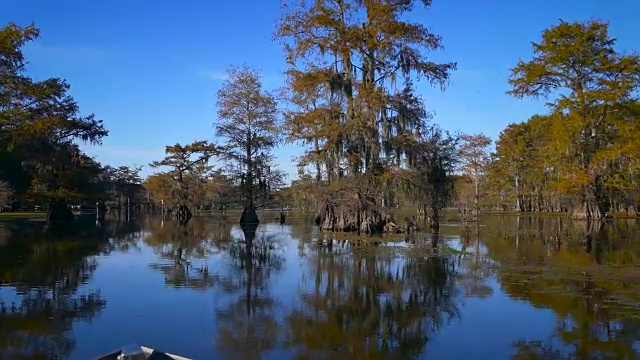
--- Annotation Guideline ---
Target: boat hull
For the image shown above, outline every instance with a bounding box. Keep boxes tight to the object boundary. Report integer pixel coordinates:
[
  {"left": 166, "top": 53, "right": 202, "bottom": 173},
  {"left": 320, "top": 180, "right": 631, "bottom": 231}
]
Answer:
[{"left": 95, "top": 345, "right": 191, "bottom": 360}]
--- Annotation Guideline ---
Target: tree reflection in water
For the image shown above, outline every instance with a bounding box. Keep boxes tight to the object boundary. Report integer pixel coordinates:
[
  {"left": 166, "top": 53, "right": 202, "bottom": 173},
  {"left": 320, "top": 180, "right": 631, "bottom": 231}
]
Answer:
[
  {"left": 145, "top": 218, "right": 232, "bottom": 289},
  {"left": 481, "top": 216, "right": 640, "bottom": 359},
  {"left": 0, "top": 219, "right": 138, "bottom": 360},
  {"left": 105, "top": 217, "right": 146, "bottom": 253},
  {"left": 213, "top": 223, "right": 285, "bottom": 360},
  {"left": 456, "top": 225, "right": 495, "bottom": 299},
  {"left": 284, "top": 233, "right": 461, "bottom": 360}
]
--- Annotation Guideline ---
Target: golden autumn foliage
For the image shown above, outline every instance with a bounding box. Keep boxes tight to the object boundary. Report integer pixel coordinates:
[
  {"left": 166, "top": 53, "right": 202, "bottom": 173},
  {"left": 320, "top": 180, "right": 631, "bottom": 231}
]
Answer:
[
  {"left": 214, "top": 65, "right": 285, "bottom": 211},
  {"left": 276, "top": 0, "right": 456, "bottom": 232},
  {"left": 491, "top": 20, "right": 640, "bottom": 219}
]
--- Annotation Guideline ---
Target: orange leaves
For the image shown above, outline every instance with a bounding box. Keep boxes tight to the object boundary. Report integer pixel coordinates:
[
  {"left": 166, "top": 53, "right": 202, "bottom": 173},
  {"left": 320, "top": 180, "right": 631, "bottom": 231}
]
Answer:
[
  {"left": 504, "top": 20, "right": 640, "bottom": 213},
  {"left": 550, "top": 170, "right": 590, "bottom": 193},
  {"left": 143, "top": 172, "right": 174, "bottom": 199},
  {"left": 213, "top": 65, "right": 284, "bottom": 206},
  {"left": 507, "top": 19, "right": 640, "bottom": 136},
  {"left": 277, "top": 0, "right": 454, "bottom": 181}
]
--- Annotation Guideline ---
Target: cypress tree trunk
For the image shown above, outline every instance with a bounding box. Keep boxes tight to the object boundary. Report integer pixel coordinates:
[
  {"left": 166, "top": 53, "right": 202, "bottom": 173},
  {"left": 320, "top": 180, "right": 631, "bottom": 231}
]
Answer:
[
  {"left": 318, "top": 203, "right": 402, "bottom": 234},
  {"left": 175, "top": 204, "right": 192, "bottom": 224},
  {"left": 240, "top": 205, "right": 259, "bottom": 224},
  {"left": 572, "top": 181, "right": 609, "bottom": 220}
]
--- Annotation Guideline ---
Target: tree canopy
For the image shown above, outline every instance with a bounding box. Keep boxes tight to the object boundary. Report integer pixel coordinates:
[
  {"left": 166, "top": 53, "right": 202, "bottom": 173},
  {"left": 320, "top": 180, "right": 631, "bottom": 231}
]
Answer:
[
  {"left": 275, "top": 0, "right": 457, "bottom": 233},
  {"left": 484, "top": 19, "right": 640, "bottom": 219},
  {"left": 0, "top": 23, "right": 131, "bottom": 219}
]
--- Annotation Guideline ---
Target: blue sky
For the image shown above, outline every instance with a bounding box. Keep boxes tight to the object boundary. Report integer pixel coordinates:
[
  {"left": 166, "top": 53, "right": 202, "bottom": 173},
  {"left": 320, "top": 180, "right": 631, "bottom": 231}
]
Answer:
[{"left": 3, "top": 0, "right": 639, "bottom": 181}]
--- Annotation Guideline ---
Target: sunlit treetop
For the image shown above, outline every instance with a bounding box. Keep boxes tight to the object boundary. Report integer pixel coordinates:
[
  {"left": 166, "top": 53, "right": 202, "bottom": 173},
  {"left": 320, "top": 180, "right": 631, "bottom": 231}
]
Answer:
[
  {"left": 1, "top": 23, "right": 107, "bottom": 148},
  {"left": 508, "top": 19, "right": 640, "bottom": 112},
  {"left": 275, "top": 0, "right": 456, "bottom": 90},
  {"left": 0, "top": 22, "right": 39, "bottom": 75},
  {"left": 150, "top": 141, "right": 220, "bottom": 173},
  {"left": 275, "top": 0, "right": 456, "bottom": 179}
]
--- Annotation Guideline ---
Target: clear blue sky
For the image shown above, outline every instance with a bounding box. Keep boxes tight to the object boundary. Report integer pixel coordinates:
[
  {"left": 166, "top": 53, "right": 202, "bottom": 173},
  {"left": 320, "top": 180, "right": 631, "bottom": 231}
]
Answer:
[{"left": 3, "top": 0, "right": 639, "bottom": 181}]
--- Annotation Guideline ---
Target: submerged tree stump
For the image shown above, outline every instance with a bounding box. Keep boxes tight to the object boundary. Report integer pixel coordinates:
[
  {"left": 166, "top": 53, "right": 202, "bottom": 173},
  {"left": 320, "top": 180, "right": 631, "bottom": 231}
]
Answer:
[
  {"left": 47, "top": 199, "right": 75, "bottom": 225},
  {"left": 405, "top": 217, "right": 418, "bottom": 242},
  {"left": 240, "top": 205, "right": 260, "bottom": 224},
  {"left": 96, "top": 200, "right": 107, "bottom": 221},
  {"left": 174, "top": 204, "right": 192, "bottom": 224}
]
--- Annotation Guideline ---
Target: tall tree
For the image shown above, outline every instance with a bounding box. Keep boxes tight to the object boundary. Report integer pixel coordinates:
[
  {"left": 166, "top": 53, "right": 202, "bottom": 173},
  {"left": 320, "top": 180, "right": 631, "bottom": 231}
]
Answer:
[
  {"left": 400, "top": 125, "right": 459, "bottom": 232},
  {"left": 214, "top": 65, "right": 283, "bottom": 224},
  {"left": 0, "top": 23, "right": 108, "bottom": 224},
  {"left": 458, "top": 133, "right": 492, "bottom": 217},
  {"left": 507, "top": 20, "right": 640, "bottom": 220},
  {"left": 275, "top": 0, "right": 455, "bottom": 233},
  {"left": 150, "top": 141, "right": 219, "bottom": 223}
]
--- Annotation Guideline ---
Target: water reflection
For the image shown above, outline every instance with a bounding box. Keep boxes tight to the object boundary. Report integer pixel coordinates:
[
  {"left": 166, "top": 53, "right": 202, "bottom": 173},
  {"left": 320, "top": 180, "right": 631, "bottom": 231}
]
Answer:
[
  {"left": 213, "top": 223, "right": 285, "bottom": 360},
  {"left": 456, "top": 226, "right": 495, "bottom": 299},
  {"left": 1, "top": 215, "right": 640, "bottom": 359},
  {"left": 0, "top": 219, "right": 140, "bottom": 360},
  {"left": 482, "top": 216, "right": 640, "bottom": 359},
  {"left": 284, "top": 234, "right": 461, "bottom": 359},
  {"left": 145, "top": 218, "right": 231, "bottom": 289}
]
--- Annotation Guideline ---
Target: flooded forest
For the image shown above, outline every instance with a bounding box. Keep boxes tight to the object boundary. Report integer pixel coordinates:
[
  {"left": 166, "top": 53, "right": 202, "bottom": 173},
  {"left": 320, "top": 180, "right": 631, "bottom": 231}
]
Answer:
[{"left": 2, "top": 0, "right": 640, "bottom": 359}]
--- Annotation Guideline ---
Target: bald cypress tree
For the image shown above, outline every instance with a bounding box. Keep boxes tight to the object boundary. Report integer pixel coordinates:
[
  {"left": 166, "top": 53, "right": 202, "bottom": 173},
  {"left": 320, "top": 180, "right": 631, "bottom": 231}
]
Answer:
[
  {"left": 276, "top": 0, "right": 456, "bottom": 233},
  {"left": 214, "top": 65, "right": 283, "bottom": 224},
  {"left": 507, "top": 20, "right": 640, "bottom": 220}
]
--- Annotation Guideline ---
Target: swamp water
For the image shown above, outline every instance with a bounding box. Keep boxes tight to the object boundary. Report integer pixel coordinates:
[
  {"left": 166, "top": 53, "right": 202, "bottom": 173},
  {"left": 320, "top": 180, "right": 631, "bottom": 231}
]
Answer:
[{"left": 1, "top": 214, "right": 639, "bottom": 359}]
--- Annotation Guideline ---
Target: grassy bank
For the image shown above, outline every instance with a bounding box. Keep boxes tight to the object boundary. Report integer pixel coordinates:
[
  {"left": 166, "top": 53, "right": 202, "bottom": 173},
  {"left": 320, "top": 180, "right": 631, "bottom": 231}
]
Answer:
[{"left": 0, "top": 212, "right": 47, "bottom": 220}]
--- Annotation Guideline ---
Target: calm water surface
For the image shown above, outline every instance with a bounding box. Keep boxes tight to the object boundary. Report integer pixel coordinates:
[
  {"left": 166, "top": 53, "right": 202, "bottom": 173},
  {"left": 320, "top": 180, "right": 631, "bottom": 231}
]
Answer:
[{"left": 1, "top": 214, "right": 640, "bottom": 359}]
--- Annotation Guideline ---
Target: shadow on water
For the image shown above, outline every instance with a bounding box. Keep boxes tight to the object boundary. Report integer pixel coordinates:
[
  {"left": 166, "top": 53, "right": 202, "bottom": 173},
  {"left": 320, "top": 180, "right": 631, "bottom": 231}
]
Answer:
[{"left": 0, "top": 218, "right": 142, "bottom": 360}]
